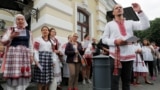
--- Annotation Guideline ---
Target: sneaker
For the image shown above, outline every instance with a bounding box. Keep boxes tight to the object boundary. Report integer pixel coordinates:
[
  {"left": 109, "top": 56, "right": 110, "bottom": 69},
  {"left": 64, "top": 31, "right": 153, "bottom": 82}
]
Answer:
[
  {"left": 87, "top": 79, "right": 92, "bottom": 84},
  {"left": 82, "top": 79, "right": 86, "bottom": 85}
]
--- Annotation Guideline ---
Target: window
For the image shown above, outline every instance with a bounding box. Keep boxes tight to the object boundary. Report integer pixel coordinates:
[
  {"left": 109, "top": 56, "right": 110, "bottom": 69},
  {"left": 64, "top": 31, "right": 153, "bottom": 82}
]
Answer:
[{"left": 77, "top": 9, "right": 89, "bottom": 41}]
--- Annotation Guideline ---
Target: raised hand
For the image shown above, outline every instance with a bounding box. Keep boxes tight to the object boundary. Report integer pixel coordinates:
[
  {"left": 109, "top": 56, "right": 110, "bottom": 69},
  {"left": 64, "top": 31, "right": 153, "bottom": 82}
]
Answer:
[{"left": 132, "top": 3, "right": 142, "bottom": 13}]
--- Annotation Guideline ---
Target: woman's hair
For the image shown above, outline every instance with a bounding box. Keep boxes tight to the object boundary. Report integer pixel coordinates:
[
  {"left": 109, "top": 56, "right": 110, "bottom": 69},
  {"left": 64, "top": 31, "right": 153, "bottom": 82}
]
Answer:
[
  {"left": 71, "top": 32, "right": 78, "bottom": 37},
  {"left": 49, "top": 27, "right": 56, "bottom": 35},
  {"left": 84, "top": 34, "right": 89, "bottom": 39},
  {"left": 142, "top": 38, "right": 150, "bottom": 46},
  {"left": 68, "top": 35, "right": 72, "bottom": 40},
  {"left": 41, "top": 26, "right": 49, "bottom": 31}
]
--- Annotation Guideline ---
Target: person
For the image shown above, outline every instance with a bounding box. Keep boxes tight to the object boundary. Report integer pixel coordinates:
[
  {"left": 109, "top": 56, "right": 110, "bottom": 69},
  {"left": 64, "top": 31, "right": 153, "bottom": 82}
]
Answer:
[
  {"left": 0, "top": 43, "right": 5, "bottom": 67},
  {"left": 141, "top": 39, "right": 155, "bottom": 80},
  {"left": 132, "top": 42, "right": 153, "bottom": 85},
  {"left": 0, "top": 14, "right": 33, "bottom": 90},
  {"left": 102, "top": 3, "right": 150, "bottom": 90},
  {"left": 151, "top": 42, "right": 160, "bottom": 76},
  {"left": 97, "top": 38, "right": 109, "bottom": 55},
  {"left": 65, "top": 33, "right": 84, "bottom": 90},
  {"left": 81, "top": 34, "right": 93, "bottom": 84},
  {"left": 92, "top": 38, "right": 100, "bottom": 56},
  {"left": 61, "top": 35, "right": 72, "bottom": 86},
  {"left": 90, "top": 38, "right": 100, "bottom": 79},
  {"left": 33, "top": 26, "right": 54, "bottom": 90},
  {"left": 49, "top": 27, "right": 63, "bottom": 90}
]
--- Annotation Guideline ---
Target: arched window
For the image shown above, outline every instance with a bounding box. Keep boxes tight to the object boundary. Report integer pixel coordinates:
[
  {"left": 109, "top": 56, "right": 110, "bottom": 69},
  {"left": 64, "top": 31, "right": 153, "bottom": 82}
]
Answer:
[{"left": 77, "top": 9, "right": 89, "bottom": 41}]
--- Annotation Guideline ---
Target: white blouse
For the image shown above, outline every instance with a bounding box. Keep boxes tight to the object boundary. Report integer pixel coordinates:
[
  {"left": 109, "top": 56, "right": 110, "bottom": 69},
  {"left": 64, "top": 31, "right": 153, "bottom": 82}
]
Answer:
[
  {"left": 34, "top": 37, "right": 52, "bottom": 62},
  {"left": 81, "top": 40, "right": 92, "bottom": 54},
  {"left": 141, "top": 46, "right": 154, "bottom": 61}
]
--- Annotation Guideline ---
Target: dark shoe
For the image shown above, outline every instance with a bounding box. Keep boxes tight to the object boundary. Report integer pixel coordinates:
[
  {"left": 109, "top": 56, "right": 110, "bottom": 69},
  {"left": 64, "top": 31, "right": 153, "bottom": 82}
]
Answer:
[
  {"left": 57, "top": 86, "right": 62, "bottom": 90},
  {"left": 145, "top": 81, "right": 153, "bottom": 85}
]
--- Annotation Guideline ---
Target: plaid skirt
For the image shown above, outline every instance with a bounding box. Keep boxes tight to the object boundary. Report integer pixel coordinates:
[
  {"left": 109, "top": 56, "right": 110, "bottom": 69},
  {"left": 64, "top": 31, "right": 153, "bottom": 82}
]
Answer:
[
  {"left": 3, "top": 46, "right": 32, "bottom": 78},
  {"left": 33, "top": 51, "right": 53, "bottom": 84}
]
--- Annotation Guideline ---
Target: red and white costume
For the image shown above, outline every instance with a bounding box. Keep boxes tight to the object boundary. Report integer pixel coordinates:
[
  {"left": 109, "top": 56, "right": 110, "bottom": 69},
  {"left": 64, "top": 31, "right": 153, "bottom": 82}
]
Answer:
[{"left": 102, "top": 12, "right": 150, "bottom": 62}]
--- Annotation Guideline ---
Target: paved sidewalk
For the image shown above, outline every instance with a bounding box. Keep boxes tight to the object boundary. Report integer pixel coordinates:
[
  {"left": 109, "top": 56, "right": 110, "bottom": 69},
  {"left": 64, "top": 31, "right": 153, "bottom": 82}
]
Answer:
[
  {"left": 61, "top": 75, "right": 160, "bottom": 90},
  {"left": 1, "top": 74, "right": 159, "bottom": 90}
]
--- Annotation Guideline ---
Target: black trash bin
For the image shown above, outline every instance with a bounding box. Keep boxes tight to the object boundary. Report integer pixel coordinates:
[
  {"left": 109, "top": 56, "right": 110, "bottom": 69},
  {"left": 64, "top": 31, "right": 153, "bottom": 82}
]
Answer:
[{"left": 92, "top": 55, "right": 111, "bottom": 90}]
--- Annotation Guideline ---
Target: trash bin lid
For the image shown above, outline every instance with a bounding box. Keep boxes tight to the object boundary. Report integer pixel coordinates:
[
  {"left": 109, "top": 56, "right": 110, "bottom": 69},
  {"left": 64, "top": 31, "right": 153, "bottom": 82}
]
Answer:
[{"left": 92, "top": 54, "right": 110, "bottom": 59}]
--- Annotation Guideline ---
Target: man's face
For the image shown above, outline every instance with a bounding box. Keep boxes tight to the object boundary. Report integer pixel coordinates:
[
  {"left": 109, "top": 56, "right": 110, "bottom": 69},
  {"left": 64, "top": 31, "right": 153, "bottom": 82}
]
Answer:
[{"left": 112, "top": 4, "right": 124, "bottom": 16}]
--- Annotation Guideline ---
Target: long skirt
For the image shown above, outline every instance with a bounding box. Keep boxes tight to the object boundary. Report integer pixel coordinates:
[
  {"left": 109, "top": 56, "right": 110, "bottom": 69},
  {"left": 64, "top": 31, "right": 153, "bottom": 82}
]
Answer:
[
  {"left": 52, "top": 53, "right": 62, "bottom": 84},
  {"left": 133, "top": 54, "right": 148, "bottom": 76},
  {"left": 3, "top": 46, "right": 31, "bottom": 78},
  {"left": 33, "top": 51, "right": 53, "bottom": 84},
  {"left": 3, "top": 46, "right": 31, "bottom": 86}
]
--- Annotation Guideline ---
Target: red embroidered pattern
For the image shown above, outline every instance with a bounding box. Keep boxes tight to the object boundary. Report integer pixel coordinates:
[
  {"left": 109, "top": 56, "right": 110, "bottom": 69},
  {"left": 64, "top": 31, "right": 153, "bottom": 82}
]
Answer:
[{"left": 116, "top": 21, "right": 127, "bottom": 36}]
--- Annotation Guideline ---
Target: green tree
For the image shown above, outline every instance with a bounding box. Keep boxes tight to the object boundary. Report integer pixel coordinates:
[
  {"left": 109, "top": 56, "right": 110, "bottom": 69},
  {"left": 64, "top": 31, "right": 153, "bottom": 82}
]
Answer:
[{"left": 134, "top": 18, "right": 160, "bottom": 46}]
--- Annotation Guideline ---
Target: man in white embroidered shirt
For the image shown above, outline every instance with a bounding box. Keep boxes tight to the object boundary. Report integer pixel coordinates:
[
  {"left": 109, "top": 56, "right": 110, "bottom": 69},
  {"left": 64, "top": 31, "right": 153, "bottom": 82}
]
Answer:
[{"left": 102, "top": 3, "right": 150, "bottom": 90}]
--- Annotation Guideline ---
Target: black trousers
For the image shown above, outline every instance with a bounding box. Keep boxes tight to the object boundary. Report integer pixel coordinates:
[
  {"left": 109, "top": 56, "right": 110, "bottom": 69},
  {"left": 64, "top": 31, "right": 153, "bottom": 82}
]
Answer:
[
  {"left": 157, "top": 59, "right": 160, "bottom": 72},
  {"left": 145, "top": 61, "right": 154, "bottom": 77},
  {"left": 110, "top": 58, "right": 133, "bottom": 90}
]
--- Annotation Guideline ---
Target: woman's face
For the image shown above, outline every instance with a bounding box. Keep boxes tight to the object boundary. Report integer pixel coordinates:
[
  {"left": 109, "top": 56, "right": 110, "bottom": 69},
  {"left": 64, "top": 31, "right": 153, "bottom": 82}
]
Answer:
[
  {"left": 41, "top": 27, "right": 49, "bottom": 37},
  {"left": 143, "top": 40, "right": 148, "bottom": 45},
  {"left": 86, "top": 35, "right": 90, "bottom": 40},
  {"left": 72, "top": 33, "right": 78, "bottom": 42},
  {"left": 50, "top": 30, "right": 56, "bottom": 37},
  {"left": 16, "top": 16, "right": 25, "bottom": 28}
]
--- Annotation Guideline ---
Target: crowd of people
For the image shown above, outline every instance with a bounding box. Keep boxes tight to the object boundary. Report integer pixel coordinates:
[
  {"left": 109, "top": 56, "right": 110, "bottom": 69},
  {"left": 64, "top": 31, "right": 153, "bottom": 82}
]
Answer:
[{"left": 0, "top": 2, "right": 159, "bottom": 90}]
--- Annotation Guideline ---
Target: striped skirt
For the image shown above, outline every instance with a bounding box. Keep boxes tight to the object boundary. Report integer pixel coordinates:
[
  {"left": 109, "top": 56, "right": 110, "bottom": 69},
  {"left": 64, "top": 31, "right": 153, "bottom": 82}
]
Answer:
[{"left": 33, "top": 51, "right": 53, "bottom": 84}]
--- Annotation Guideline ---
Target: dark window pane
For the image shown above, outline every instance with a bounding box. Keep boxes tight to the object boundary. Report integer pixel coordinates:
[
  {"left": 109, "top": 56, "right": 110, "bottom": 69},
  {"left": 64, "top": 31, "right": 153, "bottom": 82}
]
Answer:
[
  {"left": 77, "top": 12, "right": 79, "bottom": 21},
  {"left": 83, "top": 15, "right": 86, "bottom": 23},
  {"left": 83, "top": 27, "right": 87, "bottom": 33},
  {"left": 77, "top": 25, "right": 81, "bottom": 31},
  {"left": 78, "top": 31, "right": 81, "bottom": 41},
  {"left": 77, "top": 10, "right": 89, "bottom": 41},
  {"left": 80, "top": 13, "right": 83, "bottom": 23}
]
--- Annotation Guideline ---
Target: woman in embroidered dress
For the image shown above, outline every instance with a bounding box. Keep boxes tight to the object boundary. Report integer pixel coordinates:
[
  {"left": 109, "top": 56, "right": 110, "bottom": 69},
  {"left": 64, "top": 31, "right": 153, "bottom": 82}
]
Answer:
[
  {"left": 0, "top": 14, "right": 33, "bottom": 90},
  {"left": 133, "top": 42, "right": 153, "bottom": 85},
  {"left": 49, "top": 28, "right": 63, "bottom": 90},
  {"left": 141, "top": 39, "right": 155, "bottom": 80},
  {"left": 33, "top": 26, "right": 53, "bottom": 90},
  {"left": 65, "top": 33, "right": 84, "bottom": 90},
  {"left": 81, "top": 34, "right": 93, "bottom": 84}
]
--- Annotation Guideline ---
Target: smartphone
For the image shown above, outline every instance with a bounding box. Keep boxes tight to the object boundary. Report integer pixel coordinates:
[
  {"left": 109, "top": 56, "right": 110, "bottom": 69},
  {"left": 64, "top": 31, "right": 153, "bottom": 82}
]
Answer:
[{"left": 14, "top": 28, "right": 21, "bottom": 32}]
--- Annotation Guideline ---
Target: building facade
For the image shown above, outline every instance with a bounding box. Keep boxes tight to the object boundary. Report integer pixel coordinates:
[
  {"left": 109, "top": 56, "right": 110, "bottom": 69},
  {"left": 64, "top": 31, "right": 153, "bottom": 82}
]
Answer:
[{"left": 0, "top": 0, "right": 116, "bottom": 44}]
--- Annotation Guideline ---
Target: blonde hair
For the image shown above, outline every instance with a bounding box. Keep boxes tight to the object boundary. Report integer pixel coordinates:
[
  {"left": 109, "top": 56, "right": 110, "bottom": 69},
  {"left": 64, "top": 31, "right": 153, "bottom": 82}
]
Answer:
[{"left": 71, "top": 33, "right": 78, "bottom": 37}]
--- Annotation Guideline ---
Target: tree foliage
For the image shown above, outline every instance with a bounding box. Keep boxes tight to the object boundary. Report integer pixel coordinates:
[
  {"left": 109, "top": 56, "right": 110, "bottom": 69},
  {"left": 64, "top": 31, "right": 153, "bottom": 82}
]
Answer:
[{"left": 134, "top": 18, "right": 160, "bottom": 46}]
